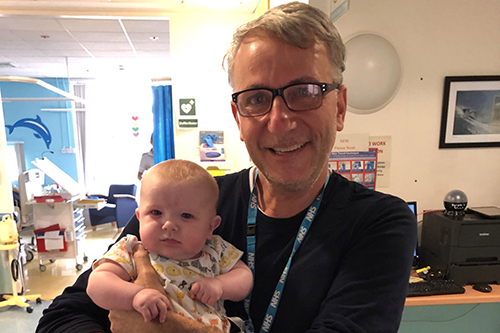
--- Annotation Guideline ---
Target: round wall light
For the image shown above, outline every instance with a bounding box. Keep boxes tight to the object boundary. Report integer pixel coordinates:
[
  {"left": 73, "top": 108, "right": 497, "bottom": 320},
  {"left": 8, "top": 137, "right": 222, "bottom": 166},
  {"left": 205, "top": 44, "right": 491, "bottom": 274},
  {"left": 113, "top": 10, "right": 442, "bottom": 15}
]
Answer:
[{"left": 343, "top": 33, "right": 402, "bottom": 114}]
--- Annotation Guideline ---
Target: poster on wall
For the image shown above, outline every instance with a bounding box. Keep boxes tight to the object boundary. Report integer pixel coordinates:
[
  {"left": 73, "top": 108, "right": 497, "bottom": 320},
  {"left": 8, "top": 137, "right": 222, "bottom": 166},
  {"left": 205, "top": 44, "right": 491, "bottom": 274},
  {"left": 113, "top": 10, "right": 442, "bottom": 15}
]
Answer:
[
  {"left": 199, "top": 131, "right": 225, "bottom": 162},
  {"left": 369, "top": 136, "right": 391, "bottom": 188},
  {"left": 329, "top": 149, "right": 377, "bottom": 190},
  {"left": 332, "top": 134, "right": 392, "bottom": 188},
  {"left": 178, "top": 98, "right": 197, "bottom": 129}
]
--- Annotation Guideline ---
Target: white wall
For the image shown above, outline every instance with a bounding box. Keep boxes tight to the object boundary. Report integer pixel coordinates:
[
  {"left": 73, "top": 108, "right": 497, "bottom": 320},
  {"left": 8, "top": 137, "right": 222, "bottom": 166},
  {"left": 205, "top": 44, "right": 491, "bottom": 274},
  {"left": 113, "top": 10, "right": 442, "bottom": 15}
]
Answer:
[
  {"left": 168, "top": 12, "right": 254, "bottom": 172},
  {"left": 168, "top": 1, "right": 500, "bottom": 214},
  {"left": 3, "top": 1, "right": 498, "bottom": 215},
  {"left": 0, "top": 90, "right": 14, "bottom": 215},
  {"left": 331, "top": 0, "right": 500, "bottom": 213}
]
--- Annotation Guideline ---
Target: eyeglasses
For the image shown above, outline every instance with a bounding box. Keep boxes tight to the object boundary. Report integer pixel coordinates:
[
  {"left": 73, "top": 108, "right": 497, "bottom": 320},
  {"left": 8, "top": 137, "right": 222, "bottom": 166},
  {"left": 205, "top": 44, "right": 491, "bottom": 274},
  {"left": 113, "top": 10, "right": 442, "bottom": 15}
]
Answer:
[{"left": 232, "top": 82, "right": 339, "bottom": 117}]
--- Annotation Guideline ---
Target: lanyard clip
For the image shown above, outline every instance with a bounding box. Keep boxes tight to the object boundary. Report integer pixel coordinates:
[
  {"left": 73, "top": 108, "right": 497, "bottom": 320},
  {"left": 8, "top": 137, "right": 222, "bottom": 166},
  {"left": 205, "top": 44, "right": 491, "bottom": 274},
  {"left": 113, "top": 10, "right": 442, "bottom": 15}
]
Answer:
[{"left": 247, "top": 224, "right": 256, "bottom": 237}]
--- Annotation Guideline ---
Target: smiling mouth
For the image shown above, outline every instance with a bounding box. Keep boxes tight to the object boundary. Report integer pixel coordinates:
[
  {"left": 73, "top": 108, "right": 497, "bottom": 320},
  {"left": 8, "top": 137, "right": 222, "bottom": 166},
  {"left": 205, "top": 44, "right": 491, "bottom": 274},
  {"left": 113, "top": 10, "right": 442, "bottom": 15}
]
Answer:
[{"left": 271, "top": 143, "right": 307, "bottom": 154}]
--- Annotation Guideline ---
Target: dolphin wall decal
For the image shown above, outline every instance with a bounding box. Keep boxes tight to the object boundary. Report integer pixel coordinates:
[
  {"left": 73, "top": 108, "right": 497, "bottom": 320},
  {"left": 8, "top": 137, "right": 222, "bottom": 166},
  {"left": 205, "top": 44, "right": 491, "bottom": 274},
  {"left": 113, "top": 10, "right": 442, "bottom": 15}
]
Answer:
[{"left": 5, "top": 115, "right": 52, "bottom": 149}]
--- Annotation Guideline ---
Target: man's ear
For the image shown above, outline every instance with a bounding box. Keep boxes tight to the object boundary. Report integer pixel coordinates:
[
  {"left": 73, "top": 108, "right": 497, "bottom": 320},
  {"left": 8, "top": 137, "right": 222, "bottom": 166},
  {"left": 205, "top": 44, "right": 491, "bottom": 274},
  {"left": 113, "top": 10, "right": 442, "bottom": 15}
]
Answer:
[
  {"left": 231, "top": 102, "right": 244, "bottom": 141},
  {"left": 336, "top": 85, "right": 347, "bottom": 132},
  {"left": 207, "top": 215, "right": 222, "bottom": 239}
]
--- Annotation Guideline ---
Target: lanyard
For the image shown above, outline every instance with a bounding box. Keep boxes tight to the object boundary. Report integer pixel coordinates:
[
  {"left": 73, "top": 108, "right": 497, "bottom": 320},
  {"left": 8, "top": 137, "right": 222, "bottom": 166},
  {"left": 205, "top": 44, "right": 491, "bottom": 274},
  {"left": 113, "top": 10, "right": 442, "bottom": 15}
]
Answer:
[{"left": 246, "top": 169, "right": 329, "bottom": 333}]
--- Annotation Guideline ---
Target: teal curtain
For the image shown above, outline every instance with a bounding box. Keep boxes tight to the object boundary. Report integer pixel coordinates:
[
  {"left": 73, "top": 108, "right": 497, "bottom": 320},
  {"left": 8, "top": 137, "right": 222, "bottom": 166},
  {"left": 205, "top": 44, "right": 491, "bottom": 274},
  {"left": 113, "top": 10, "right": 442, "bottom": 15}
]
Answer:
[{"left": 152, "top": 85, "right": 175, "bottom": 164}]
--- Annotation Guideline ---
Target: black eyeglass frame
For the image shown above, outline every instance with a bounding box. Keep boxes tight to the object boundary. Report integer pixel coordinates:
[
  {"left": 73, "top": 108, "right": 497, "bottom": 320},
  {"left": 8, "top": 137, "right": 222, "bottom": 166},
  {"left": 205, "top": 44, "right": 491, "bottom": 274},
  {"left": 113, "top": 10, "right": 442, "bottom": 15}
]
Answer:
[{"left": 231, "top": 82, "right": 340, "bottom": 117}]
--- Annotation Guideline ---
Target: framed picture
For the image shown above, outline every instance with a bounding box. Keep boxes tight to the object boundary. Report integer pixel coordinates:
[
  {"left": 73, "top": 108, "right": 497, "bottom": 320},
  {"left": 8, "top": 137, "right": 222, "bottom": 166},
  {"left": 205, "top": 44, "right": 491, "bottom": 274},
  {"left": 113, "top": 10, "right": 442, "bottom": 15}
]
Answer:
[{"left": 439, "top": 75, "right": 500, "bottom": 148}]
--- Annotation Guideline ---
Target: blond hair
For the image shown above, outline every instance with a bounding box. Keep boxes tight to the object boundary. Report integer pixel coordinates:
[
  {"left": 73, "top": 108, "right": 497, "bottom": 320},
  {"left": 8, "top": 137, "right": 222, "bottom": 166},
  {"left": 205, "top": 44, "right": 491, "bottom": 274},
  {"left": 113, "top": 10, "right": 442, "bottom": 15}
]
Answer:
[
  {"left": 223, "top": 1, "right": 346, "bottom": 88},
  {"left": 142, "top": 159, "right": 219, "bottom": 211}
]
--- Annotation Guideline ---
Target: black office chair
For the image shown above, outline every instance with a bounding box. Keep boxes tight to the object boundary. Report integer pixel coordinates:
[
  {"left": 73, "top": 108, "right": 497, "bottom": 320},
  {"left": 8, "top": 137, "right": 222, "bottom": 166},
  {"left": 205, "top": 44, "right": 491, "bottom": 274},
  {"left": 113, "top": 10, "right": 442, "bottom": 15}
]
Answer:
[{"left": 88, "top": 184, "right": 138, "bottom": 231}]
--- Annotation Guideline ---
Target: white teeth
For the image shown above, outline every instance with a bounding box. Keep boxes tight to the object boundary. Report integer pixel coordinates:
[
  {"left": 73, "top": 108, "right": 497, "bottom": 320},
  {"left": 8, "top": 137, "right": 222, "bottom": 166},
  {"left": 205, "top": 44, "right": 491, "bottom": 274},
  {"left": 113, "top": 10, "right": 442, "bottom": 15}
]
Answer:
[{"left": 273, "top": 143, "right": 305, "bottom": 154}]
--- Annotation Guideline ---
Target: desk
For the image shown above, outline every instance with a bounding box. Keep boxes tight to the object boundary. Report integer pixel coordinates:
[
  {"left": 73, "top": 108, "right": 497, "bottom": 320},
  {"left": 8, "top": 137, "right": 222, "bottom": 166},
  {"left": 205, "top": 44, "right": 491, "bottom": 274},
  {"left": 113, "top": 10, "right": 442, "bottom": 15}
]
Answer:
[
  {"left": 400, "top": 285, "right": 500, "bottom": 333},
  {"left": 405, "top": 285, "right": 500, "bottom": 306}
]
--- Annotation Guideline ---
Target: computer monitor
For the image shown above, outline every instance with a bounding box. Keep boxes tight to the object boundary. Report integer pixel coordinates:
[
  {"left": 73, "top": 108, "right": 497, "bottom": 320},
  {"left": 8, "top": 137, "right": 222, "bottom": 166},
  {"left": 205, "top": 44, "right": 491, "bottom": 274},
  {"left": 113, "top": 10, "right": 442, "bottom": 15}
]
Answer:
[{"left": 407, "top": 201, "right": 419, "bottom": 267}]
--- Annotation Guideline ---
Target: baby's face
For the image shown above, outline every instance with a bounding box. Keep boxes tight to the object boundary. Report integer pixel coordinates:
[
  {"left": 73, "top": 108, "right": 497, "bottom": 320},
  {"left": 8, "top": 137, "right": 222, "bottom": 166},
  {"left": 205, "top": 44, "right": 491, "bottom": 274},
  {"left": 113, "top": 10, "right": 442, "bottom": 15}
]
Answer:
[{"left": 136, "top": 179, "right": 220, "bottom": 260}]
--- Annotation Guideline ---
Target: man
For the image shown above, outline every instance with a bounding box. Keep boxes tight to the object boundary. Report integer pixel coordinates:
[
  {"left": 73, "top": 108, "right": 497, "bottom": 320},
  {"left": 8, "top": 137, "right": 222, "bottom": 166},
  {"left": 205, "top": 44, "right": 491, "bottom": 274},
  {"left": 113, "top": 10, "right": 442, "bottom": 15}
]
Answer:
[
  {"left": 36, "top": 3, "right": 416, "bottom": 333},
  {"left": 137, "top": 134, "right": 154, "bottom": 180}
]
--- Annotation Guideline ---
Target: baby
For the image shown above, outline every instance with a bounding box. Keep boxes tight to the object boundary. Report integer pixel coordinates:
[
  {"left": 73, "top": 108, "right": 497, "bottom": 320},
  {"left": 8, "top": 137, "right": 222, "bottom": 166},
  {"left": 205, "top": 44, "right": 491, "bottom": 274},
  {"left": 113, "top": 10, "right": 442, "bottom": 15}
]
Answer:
[{"left": 87, "top": 159, "right": 253, "bottom": 332}]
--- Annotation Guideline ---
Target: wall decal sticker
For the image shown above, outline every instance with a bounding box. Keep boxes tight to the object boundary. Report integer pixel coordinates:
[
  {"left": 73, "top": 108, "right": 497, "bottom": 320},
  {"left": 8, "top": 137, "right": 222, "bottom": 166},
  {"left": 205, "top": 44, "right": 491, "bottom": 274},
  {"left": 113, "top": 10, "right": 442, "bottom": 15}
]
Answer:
[
  {"left": 132, "top": 116, "right": 139, "bottom": 137},
  {"left": 5, "top": 115, "right": 52, "bottom": 149}
]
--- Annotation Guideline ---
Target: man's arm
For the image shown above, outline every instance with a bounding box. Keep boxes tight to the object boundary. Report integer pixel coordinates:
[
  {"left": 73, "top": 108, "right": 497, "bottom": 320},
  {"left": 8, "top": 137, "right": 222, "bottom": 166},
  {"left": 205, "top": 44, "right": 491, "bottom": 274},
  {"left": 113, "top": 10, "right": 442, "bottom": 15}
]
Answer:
[
  {"left": 88, "top": 260, "right": 171, "bottom": 323},
  {"left": 307, "top": 198, "right": 417, "bottom": 332}
]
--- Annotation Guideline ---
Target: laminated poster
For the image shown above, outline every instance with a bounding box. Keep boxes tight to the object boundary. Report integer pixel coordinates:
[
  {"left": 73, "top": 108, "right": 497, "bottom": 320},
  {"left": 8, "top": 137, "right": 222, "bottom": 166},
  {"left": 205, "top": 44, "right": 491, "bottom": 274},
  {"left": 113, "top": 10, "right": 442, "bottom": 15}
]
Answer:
[{"left": 329, "top": 149, "right": 377, "bottom": 190}]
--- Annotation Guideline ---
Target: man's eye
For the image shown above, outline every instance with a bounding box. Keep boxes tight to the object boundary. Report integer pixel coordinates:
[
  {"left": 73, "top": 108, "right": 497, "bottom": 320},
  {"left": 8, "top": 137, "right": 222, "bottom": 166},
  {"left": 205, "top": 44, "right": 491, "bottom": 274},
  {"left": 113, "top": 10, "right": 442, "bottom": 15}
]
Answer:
[
  {"left": 181, "top": 213, "right": 193, "bottom": 219},
  {"left": 292, "top": 86, "right": 313, "bottom": 98},
  {"left": 297, "top": 88, "right": 311, "bottom": 97},
  {"left": 151, "top": 210, "right": 162, "bottom": 216},
  {"left": 246, "top": 91, "right": 269, "bottom": 105}
]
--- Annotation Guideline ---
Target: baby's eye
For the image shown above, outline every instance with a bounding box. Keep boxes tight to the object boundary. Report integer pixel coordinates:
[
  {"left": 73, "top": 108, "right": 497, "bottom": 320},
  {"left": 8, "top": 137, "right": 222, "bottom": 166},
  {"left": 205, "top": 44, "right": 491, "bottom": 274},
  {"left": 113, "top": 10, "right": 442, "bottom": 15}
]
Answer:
[
  {"left": 181, "top": 213, "right": 193, "bottom": 219},
  {"left": 151, "top": 210, "right": 162, "bottom": 216}
]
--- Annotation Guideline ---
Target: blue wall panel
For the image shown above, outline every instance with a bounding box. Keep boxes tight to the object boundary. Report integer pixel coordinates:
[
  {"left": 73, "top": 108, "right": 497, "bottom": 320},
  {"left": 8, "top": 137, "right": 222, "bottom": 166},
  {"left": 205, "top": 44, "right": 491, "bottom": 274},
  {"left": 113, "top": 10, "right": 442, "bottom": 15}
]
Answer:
[{"left": 1, "top": 78, "right": 79, "bottom": 184}]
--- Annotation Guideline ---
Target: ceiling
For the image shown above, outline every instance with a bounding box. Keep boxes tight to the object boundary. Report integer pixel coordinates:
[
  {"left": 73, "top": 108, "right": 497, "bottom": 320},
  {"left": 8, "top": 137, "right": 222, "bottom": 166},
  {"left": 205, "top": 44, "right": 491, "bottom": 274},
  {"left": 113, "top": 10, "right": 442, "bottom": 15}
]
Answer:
[{"left": 0, "top": 0, "right": 263, "bottom": 79}]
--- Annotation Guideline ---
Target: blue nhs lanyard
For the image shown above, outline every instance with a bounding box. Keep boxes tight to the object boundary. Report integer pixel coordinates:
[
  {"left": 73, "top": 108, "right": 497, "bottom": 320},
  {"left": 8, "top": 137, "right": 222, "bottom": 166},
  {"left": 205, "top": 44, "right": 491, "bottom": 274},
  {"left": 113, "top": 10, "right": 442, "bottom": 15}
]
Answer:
[{"left": 246, "top": 169, "right": 329, "bottom": 333}]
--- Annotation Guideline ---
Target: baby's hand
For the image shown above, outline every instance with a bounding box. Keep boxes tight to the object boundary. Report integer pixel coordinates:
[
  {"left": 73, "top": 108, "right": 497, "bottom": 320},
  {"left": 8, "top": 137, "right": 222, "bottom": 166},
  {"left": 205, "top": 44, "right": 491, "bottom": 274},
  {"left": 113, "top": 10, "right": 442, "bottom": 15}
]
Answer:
[
  {"left": 190, "top": 277, "right": 223, "bottom": 306},
  {"left": 132, "top": 288, "right": 172, "bottom": 323}
]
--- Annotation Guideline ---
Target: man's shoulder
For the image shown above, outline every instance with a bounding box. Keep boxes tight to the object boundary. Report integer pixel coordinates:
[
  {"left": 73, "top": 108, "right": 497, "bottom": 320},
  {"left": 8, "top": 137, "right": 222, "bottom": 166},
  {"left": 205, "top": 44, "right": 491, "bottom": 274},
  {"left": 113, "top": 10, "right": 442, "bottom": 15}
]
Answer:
[
  {"left": 327, "top": 172, "right": 409, "bottom": 215},
  {"left": 215, "top": 168, "right": 250, "bottom": 192}
]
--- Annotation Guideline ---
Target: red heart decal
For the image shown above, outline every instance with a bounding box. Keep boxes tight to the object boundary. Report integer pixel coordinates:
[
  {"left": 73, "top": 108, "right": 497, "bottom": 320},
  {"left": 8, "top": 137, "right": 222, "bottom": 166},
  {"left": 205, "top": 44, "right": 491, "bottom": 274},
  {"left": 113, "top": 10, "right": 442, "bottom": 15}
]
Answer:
[{"left": 132, "top": 116, "right": 138, "bottom": 121}]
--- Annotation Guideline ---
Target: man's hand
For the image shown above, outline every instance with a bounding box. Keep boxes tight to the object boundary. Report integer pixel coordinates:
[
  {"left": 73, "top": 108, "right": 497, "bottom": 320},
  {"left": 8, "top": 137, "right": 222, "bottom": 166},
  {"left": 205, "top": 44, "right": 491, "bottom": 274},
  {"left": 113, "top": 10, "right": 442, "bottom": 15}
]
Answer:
[
  {"left": 132, "top": 288, "right": 171, "bottom": 323},
  {"left": 190, "top": 277, "right": 224, "bottom": 306},
  {"left": 109, "top": 243, "right": 223, "bottom": 333}
]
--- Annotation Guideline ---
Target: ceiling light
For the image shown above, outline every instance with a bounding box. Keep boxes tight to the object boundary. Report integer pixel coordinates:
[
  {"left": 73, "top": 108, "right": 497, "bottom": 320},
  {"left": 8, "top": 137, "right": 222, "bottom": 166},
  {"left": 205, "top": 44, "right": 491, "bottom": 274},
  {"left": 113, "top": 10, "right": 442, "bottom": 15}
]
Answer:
[
  {"left": 150, "top": 36, "right": 160, "bottom": 41},
  {"left": 0, "top": 62, "right": 17, "bottom": 68}
]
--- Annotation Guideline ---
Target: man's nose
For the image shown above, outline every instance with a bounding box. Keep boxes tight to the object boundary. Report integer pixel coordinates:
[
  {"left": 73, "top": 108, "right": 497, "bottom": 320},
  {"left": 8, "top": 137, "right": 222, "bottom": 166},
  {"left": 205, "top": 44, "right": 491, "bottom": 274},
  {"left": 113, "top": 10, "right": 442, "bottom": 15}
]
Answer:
[{"left": 267, "top": 96, "right": 297, "bottom": 134}]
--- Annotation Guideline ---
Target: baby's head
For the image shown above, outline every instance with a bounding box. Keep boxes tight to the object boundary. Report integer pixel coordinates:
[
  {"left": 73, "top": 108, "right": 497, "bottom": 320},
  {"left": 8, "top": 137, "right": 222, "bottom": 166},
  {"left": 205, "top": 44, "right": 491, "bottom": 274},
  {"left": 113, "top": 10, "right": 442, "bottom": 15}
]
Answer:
[{"left": 137, "top": 159, "right": 221, "bottom": 260}]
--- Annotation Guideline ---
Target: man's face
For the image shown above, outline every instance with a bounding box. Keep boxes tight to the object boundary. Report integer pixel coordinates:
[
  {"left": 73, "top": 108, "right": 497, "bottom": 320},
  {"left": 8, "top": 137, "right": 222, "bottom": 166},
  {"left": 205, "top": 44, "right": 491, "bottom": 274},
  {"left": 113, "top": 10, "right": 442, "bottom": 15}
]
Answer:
[{"left": 231, "top": 33, "right": 347, "bottom": 191}]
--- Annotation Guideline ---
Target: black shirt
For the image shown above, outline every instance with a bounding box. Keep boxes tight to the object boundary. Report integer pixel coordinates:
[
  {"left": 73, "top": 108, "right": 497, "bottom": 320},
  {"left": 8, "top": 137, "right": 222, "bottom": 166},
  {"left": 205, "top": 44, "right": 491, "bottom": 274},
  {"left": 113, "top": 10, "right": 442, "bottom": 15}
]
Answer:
[{"left": 37, "top": 169, "right": 416, "bottom": 333}]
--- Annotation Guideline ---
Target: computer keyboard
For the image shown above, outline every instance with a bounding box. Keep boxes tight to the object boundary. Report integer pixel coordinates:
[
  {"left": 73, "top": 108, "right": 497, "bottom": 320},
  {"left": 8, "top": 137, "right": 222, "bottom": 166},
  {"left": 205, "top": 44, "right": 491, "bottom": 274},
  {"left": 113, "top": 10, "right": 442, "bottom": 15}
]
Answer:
[{"left": 407, "top": 280, "right": 466, "bottom": 297}]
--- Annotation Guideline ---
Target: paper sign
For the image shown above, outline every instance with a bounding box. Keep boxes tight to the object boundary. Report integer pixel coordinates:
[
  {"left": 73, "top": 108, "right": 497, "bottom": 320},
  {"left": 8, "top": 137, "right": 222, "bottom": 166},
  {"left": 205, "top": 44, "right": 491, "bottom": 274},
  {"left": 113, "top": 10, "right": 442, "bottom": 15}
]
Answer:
[
  {"left": 333, "top": 133, "right": 369, "bottom": 152},
  {"left": 329, "top": 149, "right": 377, "bottom": 190},
  {"left": 44, "top": 231, "right": 61, "bottom": 238},
  {"left": 369, "top": 136, "right": 392, "bottom": 187},
  {"left": 44, "top": 236, "right": 65, "bottom": 250},
  {"left": 179, "top": 98, "right": 196, "bottom": 116},
  {"left": 178, "top": 119, "right": 198, "bottom": 129}
]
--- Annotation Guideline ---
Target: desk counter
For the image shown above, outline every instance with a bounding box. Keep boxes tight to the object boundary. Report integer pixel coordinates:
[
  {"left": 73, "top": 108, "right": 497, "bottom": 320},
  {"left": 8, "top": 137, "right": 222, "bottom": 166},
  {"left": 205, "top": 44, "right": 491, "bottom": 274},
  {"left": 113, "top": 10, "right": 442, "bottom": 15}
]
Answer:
[
  {"left": 400, "top": 284, "right": 500, "bottom": 333},
  {"left": 405, "top": 284, "right": 500, "bottom": 306}
]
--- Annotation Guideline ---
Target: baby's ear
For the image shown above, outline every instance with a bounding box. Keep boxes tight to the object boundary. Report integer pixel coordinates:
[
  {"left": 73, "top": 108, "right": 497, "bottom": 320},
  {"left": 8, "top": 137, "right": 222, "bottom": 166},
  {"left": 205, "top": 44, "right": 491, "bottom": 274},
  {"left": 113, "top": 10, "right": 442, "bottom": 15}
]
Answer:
[{"left": 207, "top": 215, "right": 222, "bottom": 239}]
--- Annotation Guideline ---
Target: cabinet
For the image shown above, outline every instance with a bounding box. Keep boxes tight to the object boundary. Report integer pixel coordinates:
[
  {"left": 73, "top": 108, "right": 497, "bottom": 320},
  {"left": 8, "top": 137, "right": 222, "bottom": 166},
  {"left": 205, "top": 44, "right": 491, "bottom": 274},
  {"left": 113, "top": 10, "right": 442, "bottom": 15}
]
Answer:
[{"left": 33, "top": 201, "right": 87, "bottom": 271}]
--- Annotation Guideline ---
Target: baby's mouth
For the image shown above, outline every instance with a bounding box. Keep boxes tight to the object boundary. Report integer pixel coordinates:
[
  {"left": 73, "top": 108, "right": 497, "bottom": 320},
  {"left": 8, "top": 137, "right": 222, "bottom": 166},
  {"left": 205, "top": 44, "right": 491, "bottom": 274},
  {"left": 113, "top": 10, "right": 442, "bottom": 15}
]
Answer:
[{"left": 162, "top": 238, "right": 180, "bottom": 245}]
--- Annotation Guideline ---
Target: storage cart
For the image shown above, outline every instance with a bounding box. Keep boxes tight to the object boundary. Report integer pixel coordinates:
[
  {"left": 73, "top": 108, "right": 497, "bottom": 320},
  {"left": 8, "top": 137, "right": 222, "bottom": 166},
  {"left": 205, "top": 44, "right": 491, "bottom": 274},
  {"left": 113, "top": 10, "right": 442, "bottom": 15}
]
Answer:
[{"left": 33, "top": 199, "right": 87, "bottom": 271}]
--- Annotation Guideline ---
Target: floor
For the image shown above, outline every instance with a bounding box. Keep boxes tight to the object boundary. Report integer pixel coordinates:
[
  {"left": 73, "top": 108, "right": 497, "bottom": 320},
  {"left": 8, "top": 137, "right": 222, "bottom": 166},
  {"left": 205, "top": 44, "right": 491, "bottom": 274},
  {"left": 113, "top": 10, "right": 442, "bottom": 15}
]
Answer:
[{"left": 0, "top": 223, "right": 121, "bottom": 332}]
